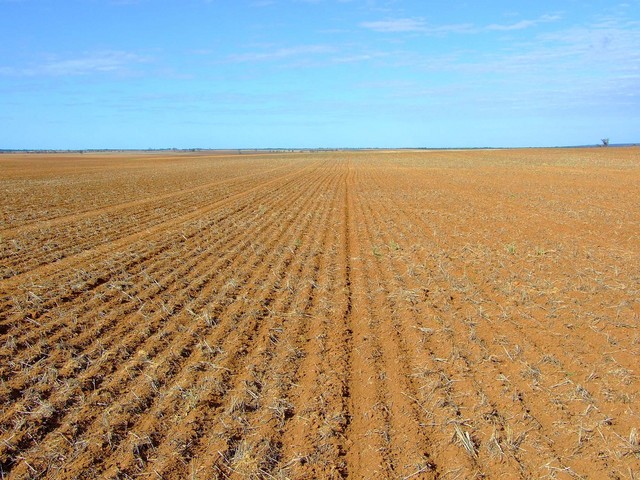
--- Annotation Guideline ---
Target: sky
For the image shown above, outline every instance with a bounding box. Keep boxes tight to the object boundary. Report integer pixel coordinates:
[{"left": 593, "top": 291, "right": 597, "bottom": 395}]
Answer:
[{"left": 0, "top": 0, "right": 638, "bottom": 149}]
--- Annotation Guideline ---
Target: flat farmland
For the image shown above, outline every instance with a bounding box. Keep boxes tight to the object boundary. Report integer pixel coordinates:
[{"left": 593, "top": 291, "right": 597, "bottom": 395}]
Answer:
[{"left": 1, "top": 148, "right": 639, "bottom": 479}]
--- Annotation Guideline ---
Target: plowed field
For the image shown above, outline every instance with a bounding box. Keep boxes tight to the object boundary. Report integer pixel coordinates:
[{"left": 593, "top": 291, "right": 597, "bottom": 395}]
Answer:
[{"left": 1, "top": 148, "right": 639, "bottom": 479}]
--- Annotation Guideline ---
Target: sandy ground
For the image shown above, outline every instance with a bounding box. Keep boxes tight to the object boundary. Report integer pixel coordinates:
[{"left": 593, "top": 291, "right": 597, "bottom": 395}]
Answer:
[{"left": 1, "top": 148, "right": 639, "bottom": 479}]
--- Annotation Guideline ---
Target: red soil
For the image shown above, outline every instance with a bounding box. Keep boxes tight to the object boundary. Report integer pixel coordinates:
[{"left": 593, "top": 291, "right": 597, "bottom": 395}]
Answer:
[{"left": 1, "top": 148, "right": 639, "bottom": 479}]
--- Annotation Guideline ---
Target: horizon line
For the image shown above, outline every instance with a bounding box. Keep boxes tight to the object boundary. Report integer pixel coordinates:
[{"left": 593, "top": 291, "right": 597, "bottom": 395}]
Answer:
[{"left": 2, "top": 143, "right": 638, "bottom": 154}]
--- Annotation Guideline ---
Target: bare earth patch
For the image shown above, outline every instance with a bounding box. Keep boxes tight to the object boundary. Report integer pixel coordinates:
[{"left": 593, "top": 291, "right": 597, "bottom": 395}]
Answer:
[{"left": 1, "top": 148, "right": 639, "bottom": 479}]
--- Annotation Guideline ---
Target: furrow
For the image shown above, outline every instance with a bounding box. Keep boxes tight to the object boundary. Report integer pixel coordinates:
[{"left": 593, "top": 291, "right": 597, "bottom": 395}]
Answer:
[
  {"left": 0, "top": 161, "right": 329, "bottom": 477},
  {"left": 361, "top": 162, "right": 619, "bottom": 478},
  {"left": 345, "top": 161, "right": 437, "bottom": 478},
  {"left": 180, "top": 164, "right": 345, "bottom": 480},
  {"left": 0, "top": 159, "right": 321, "bottom": 290},
  {"left": 0, "top": 160, "right": 302, "bottom": 280},
  {"left": 0, "top": 162, "right": 306, "bottom": 385},
  {"left": 0, "top": 154, "right": 296, "bottom": 236},
  {"left": 53, "top": 160, "right": 337, "bottom": 478}
]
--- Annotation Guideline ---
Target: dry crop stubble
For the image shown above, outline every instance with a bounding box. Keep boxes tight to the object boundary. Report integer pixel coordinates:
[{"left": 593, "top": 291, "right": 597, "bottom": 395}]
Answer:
[{"left": 1, "top": 147, "right": 639, "bottom": 479}]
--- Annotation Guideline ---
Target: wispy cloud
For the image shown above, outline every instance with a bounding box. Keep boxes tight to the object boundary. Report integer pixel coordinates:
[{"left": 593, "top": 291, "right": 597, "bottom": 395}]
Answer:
[
  {"left": 331, "top": 52, "right": 388, "bottom": 63},
  {"left": 345, "top": 7, "right": 640, "bottom": 119},
  {"left": 361, "top": 14, "right": 561, "bottom": 35},
  {"left": 0, "top": 51, "right": 151, "bottom": 77},
  {"left": 360, "top": 18, "right": 426, "bottom": 33},
  {"left": 486, "top": 14, "right": 561, "bottom": 31},
  {"left": 227, "top": 45, "right": 335, "bottom": 63}
]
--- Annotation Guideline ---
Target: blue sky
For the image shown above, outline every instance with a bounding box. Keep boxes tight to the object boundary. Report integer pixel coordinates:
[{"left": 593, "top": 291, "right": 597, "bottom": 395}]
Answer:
[{"left": 1, "top": 0, "right": 638, "bottom": 149}]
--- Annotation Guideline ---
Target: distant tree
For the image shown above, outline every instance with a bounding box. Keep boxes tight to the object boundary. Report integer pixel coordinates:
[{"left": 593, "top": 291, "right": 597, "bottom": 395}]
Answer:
[{"left": 601, "top": 138, "right": 610, "bottom": 146}]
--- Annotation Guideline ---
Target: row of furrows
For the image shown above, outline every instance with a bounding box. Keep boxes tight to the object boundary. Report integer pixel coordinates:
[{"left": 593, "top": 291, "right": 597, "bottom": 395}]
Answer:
[
  {"left": 272, "top": 177, "right": 351, "bottom": 479},
  {"left": 181, "top": 158, "right": 357, "bottom": 479},
  {"left": 89, "top": 163, "right": 341, "bottom": 479},
  {"left": 0, "top": 159, "right": 323, "bottom": 322},
  {"left": 103, "top": 161, "right": 343, "bottom": 479},
  {"left": 361, "top": 161, "right": 638, "bottom": 477},
  {"left": 0, "top": 159, "right": 305, "bottom": 279},
  {"left": 263, "top": 161, "right": 354, "bottom": 479},
  {"left": 381, "top": 164, "right": 640, "bottom": 474},
  {"left": 15, "top": 160, "right": 342, "bottom": 479},
  {"left": 0, "top": 168, "right": 187, "bottom": 230},
  {"left": 0, "top": 165, "right": 199, "bottom": 229},
  {"left": 0, "top": 159, "right": 330, "bottom": 478},
  {"left": 0, "top": 190, "right": 276, "bottom": 425},
  {"left": 145, "top": 161, "right": 352, "bottom": 480},
  {"left": 0, "top": 186, "right": 310, "bottom": 474},
  {"left": 0, "top": 155, "right": 296, "bottom": 236},
  {"left": 0, "top": 194, "right": 286, "bottom": 476},
  {"left": 0, "top": 165, "right": 326, "bottom": 395},
  {"left": 4, "top": 153, "right": 637, "bottom": 478},
  {"left": 0, "top": 154, "right": 288, "bottom": 230},
  {"left": 0, "top": 160, "right": 321, "bottom": 364},
  {"left": 0, "top": 158, "right": 328, "bottom": 472},
  {"left": 344, "top": 164, "right": 438, "bottom": 479},
  {"left": 341, "top": 163, "right": 397, "bottom": 477},
  {"left": 156, "top": 164, "right": 347, "bottom": 480},
  {"left": 0, "top": 196, "right": 246, "bottom": 358},
  {"left": 354, "top": 162, "right": 563, "bottom": 478}
]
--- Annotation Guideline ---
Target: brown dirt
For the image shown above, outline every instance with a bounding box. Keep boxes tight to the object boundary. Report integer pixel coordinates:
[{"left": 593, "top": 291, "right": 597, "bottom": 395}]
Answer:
[{"left": 1, "top": 148, "right": 639, "bottom": 479}]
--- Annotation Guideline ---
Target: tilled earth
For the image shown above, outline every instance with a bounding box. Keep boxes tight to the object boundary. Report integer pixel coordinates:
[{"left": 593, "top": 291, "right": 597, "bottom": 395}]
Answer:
[{"left": 1, "top": 148, "right": 639, "bottom": 479}]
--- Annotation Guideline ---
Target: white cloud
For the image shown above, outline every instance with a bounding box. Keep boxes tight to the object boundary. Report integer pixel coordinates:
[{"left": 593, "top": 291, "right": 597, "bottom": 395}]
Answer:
[
  {"left": 361, "top": 14, "right": 561, "bottom": 35},
  {"left": 360, "top": 18, "right": 426, "bottom": 33},
  {"left": 348, "top": 10, "right": 640, "bottom": 118},
  {"left": 331, "top": 51, "right": 388, "bottom": 63},
  {"left": 0, "top": 51, "right": 151, "bottom": 77},
  {"left": 227, "top": 45, "right": 335, "bottom": 62},
  {"left": 486, "top": 14, "right": 561, "bottom": 31}
]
